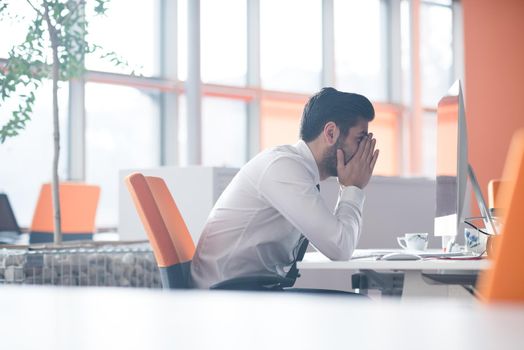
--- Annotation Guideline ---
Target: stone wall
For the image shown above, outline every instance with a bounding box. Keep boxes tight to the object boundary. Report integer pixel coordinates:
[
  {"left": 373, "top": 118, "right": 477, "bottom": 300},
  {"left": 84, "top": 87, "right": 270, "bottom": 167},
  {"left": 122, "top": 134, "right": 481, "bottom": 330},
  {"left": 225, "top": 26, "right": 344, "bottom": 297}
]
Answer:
[{"left": 0, "top": 243, "right": 161, "bottom": 288}]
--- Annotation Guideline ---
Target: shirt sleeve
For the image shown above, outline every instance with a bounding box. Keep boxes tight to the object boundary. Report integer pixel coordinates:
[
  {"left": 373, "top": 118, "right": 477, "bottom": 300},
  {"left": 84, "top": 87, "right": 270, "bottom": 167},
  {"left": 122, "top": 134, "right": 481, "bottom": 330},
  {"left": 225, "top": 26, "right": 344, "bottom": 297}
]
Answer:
[{"left": 258, "top": 157, "right": 365, "bottom": 261}]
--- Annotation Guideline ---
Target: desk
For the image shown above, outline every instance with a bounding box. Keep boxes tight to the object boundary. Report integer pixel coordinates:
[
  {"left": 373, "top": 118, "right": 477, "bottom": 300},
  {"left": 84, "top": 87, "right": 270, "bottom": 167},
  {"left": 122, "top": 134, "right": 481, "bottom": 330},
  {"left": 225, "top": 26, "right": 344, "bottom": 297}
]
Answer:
[
  {"left": 1, "top": 286, "right": 523, "bottom": 350},
  {"left": 299, "top": 250, "right": 490, "bottom": 298}
]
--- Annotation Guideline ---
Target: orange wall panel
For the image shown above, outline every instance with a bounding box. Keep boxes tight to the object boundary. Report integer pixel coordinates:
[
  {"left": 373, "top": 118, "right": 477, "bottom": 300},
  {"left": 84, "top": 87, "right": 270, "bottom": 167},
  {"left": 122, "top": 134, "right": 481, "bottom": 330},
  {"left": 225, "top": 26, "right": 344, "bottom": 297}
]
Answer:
[{"left": 462, "top": 0, "right": 524, "bottom": 201}]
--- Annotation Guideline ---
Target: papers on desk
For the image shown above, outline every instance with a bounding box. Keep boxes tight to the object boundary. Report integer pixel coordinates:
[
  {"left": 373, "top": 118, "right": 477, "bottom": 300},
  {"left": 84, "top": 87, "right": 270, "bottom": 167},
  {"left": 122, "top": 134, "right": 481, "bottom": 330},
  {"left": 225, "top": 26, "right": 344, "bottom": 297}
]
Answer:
[
  {"left": 350, "top": 249, "right": 480, "bottom": 260},
  {"left": 416, "top": 251, "right": 473, "bottom": 258},
  {"left": 350, "top": 250, "right": 395, "bottom": 259}
]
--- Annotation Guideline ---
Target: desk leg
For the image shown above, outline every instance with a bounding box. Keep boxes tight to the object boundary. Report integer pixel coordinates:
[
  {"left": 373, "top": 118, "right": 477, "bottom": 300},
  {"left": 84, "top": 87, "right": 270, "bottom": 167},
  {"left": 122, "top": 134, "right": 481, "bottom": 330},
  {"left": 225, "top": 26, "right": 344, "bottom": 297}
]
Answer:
[{"left": 401, "top": 271, "right": 449, "bottom": 299}]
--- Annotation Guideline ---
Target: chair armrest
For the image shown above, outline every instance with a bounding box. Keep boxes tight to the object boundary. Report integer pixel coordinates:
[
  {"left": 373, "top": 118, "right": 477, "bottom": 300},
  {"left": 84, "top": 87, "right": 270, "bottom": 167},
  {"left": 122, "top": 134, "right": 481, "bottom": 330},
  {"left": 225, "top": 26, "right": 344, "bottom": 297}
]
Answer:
[{"left": 210, "top": 275, "right": 295, "bottom": 291}]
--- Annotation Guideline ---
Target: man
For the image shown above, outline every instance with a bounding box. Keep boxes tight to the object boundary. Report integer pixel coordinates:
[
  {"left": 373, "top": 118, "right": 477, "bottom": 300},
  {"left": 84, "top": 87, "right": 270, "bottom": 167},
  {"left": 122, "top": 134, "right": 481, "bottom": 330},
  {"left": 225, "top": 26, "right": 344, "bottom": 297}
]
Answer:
[{"left": 190, "top": 87, "right": 379, "bottom": 289}]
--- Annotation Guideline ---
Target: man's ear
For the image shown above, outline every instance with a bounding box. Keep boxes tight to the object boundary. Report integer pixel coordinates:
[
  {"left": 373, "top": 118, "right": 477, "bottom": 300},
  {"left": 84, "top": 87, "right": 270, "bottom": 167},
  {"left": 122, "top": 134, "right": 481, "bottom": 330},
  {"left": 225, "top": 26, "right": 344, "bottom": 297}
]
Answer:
[{"left": 324, "top": 122, "right": 339, "bottom": 145}]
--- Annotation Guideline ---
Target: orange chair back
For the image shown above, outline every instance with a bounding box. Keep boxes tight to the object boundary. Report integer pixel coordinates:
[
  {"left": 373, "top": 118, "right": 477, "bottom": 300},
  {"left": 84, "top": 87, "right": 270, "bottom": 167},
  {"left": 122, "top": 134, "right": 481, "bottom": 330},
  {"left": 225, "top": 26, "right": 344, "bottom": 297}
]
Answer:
[
  {"left": 30, "top": 183, "right": 100, "bottom": 234},
  {"left": 478, "top": 129, "right": 524, "bottom": 302},
  {"left": 125, "top": 173, "right": 195, "bottom": 268}
]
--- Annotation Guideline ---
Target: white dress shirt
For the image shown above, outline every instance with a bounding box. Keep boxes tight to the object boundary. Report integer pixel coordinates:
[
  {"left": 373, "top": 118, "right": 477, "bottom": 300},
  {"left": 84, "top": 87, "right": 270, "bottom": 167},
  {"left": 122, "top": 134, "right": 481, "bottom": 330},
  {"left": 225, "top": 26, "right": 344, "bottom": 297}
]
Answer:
[{"left": 190, "top": 140, "right": 365, "bottom": 289}]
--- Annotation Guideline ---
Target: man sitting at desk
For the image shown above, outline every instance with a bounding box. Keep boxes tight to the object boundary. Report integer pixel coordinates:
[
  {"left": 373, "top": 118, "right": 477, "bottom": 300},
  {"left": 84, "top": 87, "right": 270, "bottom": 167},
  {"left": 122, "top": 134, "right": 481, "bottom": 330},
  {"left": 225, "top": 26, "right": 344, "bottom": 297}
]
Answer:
[{"left": 190, "top": 87, "right": 379, "bottom": 289}]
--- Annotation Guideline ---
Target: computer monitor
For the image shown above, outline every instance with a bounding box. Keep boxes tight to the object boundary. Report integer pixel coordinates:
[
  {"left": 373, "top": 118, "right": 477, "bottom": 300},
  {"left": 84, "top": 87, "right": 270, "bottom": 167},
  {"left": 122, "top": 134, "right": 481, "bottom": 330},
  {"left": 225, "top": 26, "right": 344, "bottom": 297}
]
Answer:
[
  {"left": 467, "top": 164, "right": 499, "bottom": 235},
  {"left": 0, "top": 194, "right": 20, "bottom": 232},
  {"left": 434, "top": 81, "right": 468, "bottom": 246},
  {"left": 0, "top": 193, "right": 22, "bottom": 244}
]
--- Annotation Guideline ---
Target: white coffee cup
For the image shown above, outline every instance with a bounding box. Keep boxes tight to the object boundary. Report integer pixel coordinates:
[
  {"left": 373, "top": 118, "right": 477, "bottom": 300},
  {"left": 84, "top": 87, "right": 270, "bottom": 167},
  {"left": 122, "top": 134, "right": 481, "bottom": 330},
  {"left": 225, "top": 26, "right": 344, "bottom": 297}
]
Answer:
[
  {"left": 464, "top": 227, "right": 488, "bottom": 254},
  {"left": 397, "top": 233, "right": 429, "bottom": 251}
]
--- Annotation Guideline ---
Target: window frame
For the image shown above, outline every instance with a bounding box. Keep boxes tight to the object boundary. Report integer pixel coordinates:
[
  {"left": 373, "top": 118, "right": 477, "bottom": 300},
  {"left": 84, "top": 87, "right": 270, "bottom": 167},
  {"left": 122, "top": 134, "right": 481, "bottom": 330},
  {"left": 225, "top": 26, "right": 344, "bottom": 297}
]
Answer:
[{"left": 0, "top": 0, "right": 461, "bottom": 228}]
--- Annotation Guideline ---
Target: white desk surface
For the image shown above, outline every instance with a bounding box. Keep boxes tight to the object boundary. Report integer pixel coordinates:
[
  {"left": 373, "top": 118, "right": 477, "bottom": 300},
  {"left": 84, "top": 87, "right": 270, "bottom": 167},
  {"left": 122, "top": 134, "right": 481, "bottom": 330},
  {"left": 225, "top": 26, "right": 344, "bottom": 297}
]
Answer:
[
  {"left": 299, "top": 250, "right": 490, "bottom": 271},
  {"left": 1, "top": 286, "right": 523, "bottom": 350}
]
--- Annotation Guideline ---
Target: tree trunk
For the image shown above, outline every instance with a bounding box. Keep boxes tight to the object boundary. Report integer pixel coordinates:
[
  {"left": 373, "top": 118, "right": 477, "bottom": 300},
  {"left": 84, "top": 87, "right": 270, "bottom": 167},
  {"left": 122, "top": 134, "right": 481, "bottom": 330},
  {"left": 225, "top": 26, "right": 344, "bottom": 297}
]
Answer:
[{"left": 44, "top": 3, "right": 62, "bottom": 244}]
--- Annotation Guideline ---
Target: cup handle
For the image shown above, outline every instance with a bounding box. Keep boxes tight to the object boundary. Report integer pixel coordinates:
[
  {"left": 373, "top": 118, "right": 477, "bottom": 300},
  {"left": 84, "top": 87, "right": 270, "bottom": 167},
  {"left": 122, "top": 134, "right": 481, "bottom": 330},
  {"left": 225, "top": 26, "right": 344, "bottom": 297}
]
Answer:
[{"left": 397, "top": 237, "right": 407, "bottom": 249}]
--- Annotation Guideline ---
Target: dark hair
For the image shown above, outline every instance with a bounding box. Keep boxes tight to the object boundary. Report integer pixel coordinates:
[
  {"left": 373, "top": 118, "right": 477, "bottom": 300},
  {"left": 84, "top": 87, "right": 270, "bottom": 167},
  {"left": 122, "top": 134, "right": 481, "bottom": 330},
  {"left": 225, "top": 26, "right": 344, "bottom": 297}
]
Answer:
[{"left": 299, "top": 87, "right": 375, "bottom": 142}]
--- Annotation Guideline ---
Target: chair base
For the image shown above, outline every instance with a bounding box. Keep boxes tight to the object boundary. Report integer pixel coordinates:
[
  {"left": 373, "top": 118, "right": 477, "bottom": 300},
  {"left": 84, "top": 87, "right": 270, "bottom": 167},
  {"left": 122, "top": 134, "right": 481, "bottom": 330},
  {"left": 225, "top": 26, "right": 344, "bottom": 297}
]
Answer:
[
  {"left": 210, "top": 275, "right": 296, "bottom": 291},
  {"left": 29, "top": 232, "right": 93, "bottom": 244},
  {"left": 280, "top": 288, "right": 367, "bottom": 296},
  {"left": 159, "top": 261, "right": 192, "bottom": 289}
]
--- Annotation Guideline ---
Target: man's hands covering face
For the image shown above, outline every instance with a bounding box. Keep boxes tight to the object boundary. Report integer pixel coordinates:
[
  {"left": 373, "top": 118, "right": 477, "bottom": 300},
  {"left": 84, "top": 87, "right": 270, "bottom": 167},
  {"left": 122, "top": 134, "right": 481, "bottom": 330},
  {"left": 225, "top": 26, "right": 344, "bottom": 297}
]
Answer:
[{"left": 337, "top": 133, "right": 379, "bottom": 189}]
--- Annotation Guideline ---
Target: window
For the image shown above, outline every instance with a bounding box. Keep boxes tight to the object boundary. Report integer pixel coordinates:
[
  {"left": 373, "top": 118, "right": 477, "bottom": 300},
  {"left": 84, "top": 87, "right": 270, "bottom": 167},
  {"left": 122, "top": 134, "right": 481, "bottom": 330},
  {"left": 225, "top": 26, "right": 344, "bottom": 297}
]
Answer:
[
  {"left": 178, "top": 95, "right": 248, "bottom": 167},
  {"left": 201, "top": 0, "right": 247, "bottom": 86},
  {"left": 85, "top": 83, "right": 160, "bottom": 226},
  {"left": 0, "top": 0, "right": 461, "bottom": 230},
  {"left": 420, "top": 2, "right": 453, "bottom": 106},
  {"left": 400, "top": 0, "right": 412, "bottom": 104},
  {"left": 85, "top": 0, "right": 159, "bottom": 77},
  {"left": 334, "top": 0, "right": 387, "bottom": 101},
  {"left": 369, "top": 106, "right": 401, "bottom": 176},
  {"left": 178, "top": 0, "right": 188, "bottom": 81},
  {"left": 260, "top": 97, "right": 306, "bottom": 150},
  {"left": 0, "top": 2, "right": 35, "bottom": 57},
  {"left": 0, "top": 82, "right": 69, "bottom": 226},
  {"left": 202, "top": 97, "right": 247, "bottom": 167},
  {"left": 177, "top": 94, "right": 188, "bottom": 166},
  {"left": 260, "top": 0, "right": 322, "bottom": 93},
  {"left": 420, "top": 1, "right": 454, "bottom": 176},
  {"left": 400, "top": 0, "right": 456, "bottom": 176},
  {"left": 260, "top": 98, "right": 400, "bottom": 176}
]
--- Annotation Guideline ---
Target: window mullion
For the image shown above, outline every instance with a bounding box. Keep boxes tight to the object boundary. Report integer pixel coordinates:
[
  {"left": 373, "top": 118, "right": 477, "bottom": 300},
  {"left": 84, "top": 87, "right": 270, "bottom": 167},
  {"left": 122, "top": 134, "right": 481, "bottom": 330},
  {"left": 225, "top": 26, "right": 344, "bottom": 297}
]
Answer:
[
  {"left": 68, "top": 0, "right": 86, "bottom": 181},
  {"left": 186, "top": 0, "right": 202, "bottom": 165},
  {"left": 322, "top": 0, "right": 335, "bottom": 87},
  {"left": 247, "top": 0, "right": 261, "bottom": 159},
  {"left": 160, "top": 0, "right": 179, "bottom": 166}
]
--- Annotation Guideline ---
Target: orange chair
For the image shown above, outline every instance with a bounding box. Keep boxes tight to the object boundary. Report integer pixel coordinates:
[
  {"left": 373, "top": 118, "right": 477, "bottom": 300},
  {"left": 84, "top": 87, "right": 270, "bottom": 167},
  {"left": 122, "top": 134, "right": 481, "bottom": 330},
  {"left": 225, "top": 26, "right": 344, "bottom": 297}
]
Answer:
[
  {"left": 125, "top": 173, "right": 195, "bottom": 288},
  {"left": 125, "top": 173, "right": 296, "bottom": 290},
  {"left": 477, "top": 129, "right": 524, "bottom": 302},
  {"left": 29, "top": 183, "right": 100, "bottom": 244}
]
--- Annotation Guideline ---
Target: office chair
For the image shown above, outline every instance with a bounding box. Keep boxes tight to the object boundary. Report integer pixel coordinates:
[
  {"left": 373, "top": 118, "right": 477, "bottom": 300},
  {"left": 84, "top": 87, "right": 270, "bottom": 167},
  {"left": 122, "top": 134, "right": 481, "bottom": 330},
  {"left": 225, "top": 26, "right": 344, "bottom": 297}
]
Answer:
[
  {"left": 125, "top": 172, "right": 295, "bottom": 290},
  {"left": 477, "top": 129, "right": 524, "bottom": 302},
  {"left": 29, "top": 183, "right": 100, "bottom": 244}
]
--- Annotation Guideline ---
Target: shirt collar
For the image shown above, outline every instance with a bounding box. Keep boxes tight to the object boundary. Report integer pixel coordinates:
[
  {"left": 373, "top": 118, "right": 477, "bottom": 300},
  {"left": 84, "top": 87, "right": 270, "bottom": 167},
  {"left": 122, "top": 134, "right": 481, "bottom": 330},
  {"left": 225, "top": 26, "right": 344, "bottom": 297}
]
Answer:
[{"left": 294, "top": 140, "right": 320, "bottom": 185}]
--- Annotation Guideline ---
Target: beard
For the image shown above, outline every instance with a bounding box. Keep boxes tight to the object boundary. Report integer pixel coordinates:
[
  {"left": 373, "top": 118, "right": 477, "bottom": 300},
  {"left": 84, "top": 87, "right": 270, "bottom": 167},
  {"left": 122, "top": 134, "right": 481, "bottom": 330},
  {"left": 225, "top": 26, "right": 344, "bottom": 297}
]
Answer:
[{"left": 321, "top": 137, "right": 347, "bottom": 177}]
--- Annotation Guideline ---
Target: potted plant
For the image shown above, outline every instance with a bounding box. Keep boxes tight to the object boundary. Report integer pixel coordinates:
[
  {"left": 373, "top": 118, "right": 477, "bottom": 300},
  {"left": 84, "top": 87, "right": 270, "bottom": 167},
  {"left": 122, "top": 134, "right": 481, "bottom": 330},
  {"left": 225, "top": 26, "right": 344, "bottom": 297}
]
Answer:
[{"left": 0, "top": 0, "right": 130, "bottom": 243}]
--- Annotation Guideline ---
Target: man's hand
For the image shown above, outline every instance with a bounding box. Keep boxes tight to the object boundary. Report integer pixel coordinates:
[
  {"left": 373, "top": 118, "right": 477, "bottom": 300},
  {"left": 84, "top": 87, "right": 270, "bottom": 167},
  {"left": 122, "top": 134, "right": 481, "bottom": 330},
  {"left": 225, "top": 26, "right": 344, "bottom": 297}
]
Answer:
[{"left": 337, "top": 134, "right": 379, "bottom": 189}]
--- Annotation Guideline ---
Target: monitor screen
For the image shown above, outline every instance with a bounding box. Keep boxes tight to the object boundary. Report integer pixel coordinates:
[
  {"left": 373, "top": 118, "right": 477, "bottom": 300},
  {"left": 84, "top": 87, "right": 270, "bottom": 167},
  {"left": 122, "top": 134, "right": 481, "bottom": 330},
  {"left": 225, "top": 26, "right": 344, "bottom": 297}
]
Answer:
[
  {"left": 434, "top": 81, "right": 468, "bottom": 239},
  {"left": 0, "top": 193, "right": 20, "bottom": 233}
]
